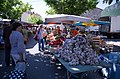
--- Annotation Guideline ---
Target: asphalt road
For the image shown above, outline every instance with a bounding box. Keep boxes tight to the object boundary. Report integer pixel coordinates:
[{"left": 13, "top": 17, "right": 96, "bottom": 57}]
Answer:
[{"left": 1, "top": 34, "right": 120, "bottom": 79}]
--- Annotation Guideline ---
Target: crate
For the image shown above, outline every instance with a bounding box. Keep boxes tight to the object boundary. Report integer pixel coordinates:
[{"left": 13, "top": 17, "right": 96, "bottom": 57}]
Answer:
[
  {"left": 105, "top": 52, "right": 120, "bottom": 63},
  {"left": 92, "top": 36, "right": 101, "bottom": 46}
]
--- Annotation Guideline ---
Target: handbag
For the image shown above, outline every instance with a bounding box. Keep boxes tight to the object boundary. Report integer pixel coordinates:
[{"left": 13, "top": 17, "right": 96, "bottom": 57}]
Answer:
[
  {"left": 43, "top": 32, "right": 47, "bottom": 38},
  {"left": 33, "top": 34, "right": 38, "bottom": 41}
]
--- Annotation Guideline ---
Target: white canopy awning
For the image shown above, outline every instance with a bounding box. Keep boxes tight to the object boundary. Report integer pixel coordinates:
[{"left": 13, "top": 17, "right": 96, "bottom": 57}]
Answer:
[{"left": 45, "top": 14, "right": 91, "bottom": 23}]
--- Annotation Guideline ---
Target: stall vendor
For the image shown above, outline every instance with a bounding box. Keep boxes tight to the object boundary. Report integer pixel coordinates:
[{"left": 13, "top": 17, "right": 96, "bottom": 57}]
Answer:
[{"left": 70, "top": 28, "right": 79, "bottom": 38}]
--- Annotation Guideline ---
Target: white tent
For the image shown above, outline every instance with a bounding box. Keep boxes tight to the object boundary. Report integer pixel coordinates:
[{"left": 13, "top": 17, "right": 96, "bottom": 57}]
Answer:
[{"left": 45, "top": 14, "right": 91, "bottom": 23}]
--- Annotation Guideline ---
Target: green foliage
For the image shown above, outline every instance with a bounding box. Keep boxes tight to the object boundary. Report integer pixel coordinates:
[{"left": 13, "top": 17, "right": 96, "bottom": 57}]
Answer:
[
  {"left": 46, "top": 7, "right": 56, "bottom": 15},
  {"left": 103, "top": 0, "right": 119, "bottom": 4},
  {"left": 36, "top": 19, "right": 43, "bottom": 25},
  {"left": 44, "top": 0, "right": 98, "bottom": 15},
  {"left": 0, "top": 0, "right": 33, "bottom": 19},
  {"left": 26, "top": 14, "right": 43, "bottom": 24}
]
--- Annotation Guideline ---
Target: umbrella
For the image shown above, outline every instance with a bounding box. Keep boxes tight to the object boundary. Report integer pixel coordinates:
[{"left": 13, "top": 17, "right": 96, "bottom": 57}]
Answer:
[
  {"left": 93, "top": 21, "right": 110, "bottom": 25},
  {"left": 74, "top": 22, "right": 83, "bottom": 26},
  {"left": 74, "top": 20, "right": 110, "bottom": 26},
  {"left": 74, "top": 22, "right": 98, "bottom": 26}
]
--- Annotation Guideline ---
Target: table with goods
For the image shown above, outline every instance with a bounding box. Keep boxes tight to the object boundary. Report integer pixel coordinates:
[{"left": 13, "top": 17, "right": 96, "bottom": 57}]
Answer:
[{"left": 49, "top": 34, "right": 112, "bottom": 79}]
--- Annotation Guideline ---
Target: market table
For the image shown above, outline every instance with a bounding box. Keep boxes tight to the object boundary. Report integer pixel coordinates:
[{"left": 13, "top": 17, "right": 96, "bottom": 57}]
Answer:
[
  {"left": 54, "top": 54, "right": 102, "bottom": 73},
  {"left": 51, "top": 52, "right": 106, "bottom": 79}
]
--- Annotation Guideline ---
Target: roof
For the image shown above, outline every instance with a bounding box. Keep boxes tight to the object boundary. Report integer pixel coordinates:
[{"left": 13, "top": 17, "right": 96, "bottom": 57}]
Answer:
[
  {"left": 101, "top": 2, "right": 120, "bottom": 17},
  {"left": 81, "top": 8, "right": 103, "bottom": 20}
]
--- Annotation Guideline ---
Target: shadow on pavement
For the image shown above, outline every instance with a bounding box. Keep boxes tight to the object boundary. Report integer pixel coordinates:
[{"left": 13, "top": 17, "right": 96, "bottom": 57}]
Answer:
[
  {"left": 0, "top": 66, "right": 14, "bottom": 79},
  {"left": 26, "top": 34, "right": 37, "bottom": 49},
  {"left": 26, "top": 52, "right": 66, "bottom": 79},
  {"left": 0, "top": 51, "right": 66, "bottom": 79}
]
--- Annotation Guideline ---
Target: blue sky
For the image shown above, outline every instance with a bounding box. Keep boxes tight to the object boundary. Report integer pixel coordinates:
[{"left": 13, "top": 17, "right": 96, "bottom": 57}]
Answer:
[{"left": 22, "top": 0, "right": 114, "bottom": 18}]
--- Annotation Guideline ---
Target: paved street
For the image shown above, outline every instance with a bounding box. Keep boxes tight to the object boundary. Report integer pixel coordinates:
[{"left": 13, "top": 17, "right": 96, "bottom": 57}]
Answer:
[
  {"left": 0, "top": 34, "right": 119, "bottom": 79},
  {"left": 0, "top": 34, "right": 67, "bottom": 79}
]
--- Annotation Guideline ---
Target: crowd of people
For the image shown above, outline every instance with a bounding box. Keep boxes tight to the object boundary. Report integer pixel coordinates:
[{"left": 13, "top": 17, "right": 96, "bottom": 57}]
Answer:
[
  {"left": 2, "top": 20, "right": 80, "bottom": 73},
  {"left": 34, "top": 25, "right": 80, "bottom": 50}
]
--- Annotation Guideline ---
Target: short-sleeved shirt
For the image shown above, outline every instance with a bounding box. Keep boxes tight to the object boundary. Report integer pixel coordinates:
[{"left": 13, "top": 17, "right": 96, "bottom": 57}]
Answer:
[
  {"left": 38, "top": 28, "right": 43, "bottom": 39},
  {"left": 71, "top": 30, "right": 79, "bottom": 37},
  {"left": 10, "top": 31, "right": 25, "bottom": 55}
]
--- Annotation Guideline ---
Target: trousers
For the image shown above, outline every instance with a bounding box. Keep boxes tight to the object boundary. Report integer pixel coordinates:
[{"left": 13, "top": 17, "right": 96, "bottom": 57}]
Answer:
[{"left": 38, "top": 39, "right": 44, "bottom": 51}]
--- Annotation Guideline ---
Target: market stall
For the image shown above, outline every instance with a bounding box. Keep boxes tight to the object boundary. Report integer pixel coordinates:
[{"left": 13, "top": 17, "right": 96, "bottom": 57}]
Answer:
[
  {"left": 49, "top": 34, "right": 112, "bottom": 79},
  {"left": 45, "top": 14, "right": 91, "bottom": 47},
  {"left": 44, "top": 14, "right": 120, "bottom": 79}
]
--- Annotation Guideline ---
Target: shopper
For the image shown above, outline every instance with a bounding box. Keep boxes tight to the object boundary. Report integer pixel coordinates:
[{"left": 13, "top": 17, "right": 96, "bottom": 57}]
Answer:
[
  {"left": 21, "top": 26, "right": 28, "bottom": 45},
  {"left": 37, "top": 25, "right": 44, "bottom": 51},
  {"left": 63, "top": 26, "right": 68, "bottom": 34},
  {"left": 3, "top": 20, "right": 15, "bottom": 67},
  {"left": 43, "top": 27, "right": 48, "bottom": 45},
  {"left": 9, "top": 22, "right": 26, "bottom": 69},
  {"left": 3, "top": 24, "right": 11, "bottom": 66}
]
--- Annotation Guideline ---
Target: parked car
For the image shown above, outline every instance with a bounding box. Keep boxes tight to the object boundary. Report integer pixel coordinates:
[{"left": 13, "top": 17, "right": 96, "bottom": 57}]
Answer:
[{"left": 0, "top": 29, "right": 4, "bottom": 49}]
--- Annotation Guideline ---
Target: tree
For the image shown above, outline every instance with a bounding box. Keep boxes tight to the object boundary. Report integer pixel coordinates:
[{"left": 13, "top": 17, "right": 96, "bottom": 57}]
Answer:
[
  {"left": 103, "top": 0, "right": 119, "bottom": 4},
  {"left": 0, "top": 0, "right": 33, "bottom": 19},
  {"left": 45, "top": 7, "right": 56, "bottom": 15},
  {"left": 44, "top": 0, "right": 98, "bottom": 15},
  {"left": 26, "top": 13, "right": 43, "bottom": 24},
  {"left": 36, "top": 19, "right": 43, "bottom": 25}
]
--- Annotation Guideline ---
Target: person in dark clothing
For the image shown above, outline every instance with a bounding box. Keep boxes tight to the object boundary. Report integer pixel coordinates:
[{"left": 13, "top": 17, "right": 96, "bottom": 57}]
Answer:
[
  {"left": 3, "top": 24, "right": 11, "bottom": 66},
  {"left": 3, "top": 20, "right": 15, "bottom": 66}
]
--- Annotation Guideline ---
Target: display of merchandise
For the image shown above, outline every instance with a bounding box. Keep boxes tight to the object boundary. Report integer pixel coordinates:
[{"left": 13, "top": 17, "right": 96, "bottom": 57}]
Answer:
[{"left": 56, "top": 34, "right": 100, "bottom": 66}]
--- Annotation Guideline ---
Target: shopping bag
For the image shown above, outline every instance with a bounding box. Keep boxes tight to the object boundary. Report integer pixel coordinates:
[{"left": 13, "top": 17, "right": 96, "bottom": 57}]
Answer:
[
  {"left": 33, "top": 34, "right": 38, "bottom": 41},
  {"left": 7, "top": 61, "right": 27, "bottom": 79},
  {"left": 7, "top": 70, "right": 27, "bottom": 79},
  {"left": 15, "top": 60, "right": 26, "bottom": 72}
]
